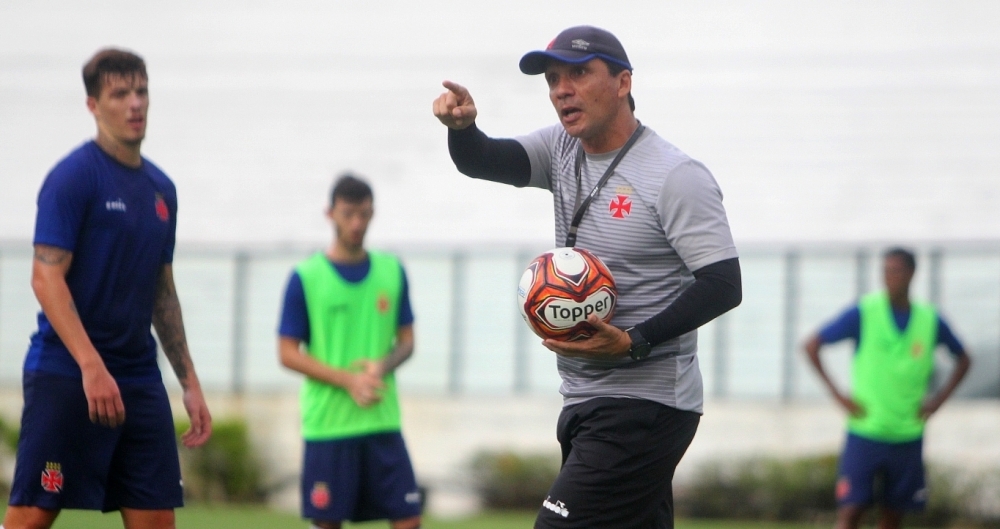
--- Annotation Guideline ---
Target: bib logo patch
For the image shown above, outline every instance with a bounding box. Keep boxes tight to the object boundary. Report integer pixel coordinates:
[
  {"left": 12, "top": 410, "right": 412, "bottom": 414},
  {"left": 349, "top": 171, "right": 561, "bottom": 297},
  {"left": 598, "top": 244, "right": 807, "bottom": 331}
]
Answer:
[
  {"left": 41, "top": 462, "right": 64, "bottom": 493},
  {"left": 609, "top": 194, "right": 632, "bottom": 219},
  {"left": 376, "top": 293, "right": 391, "bottom": 314},
  {"left": 911, "top": 342, "right": 924, "bottom": 358},
  {"left": 310, "top": 481, "right": 330, "bottom": 509},
  {"left": 154, "top": 193, "right": 170, "bottom": 222}
]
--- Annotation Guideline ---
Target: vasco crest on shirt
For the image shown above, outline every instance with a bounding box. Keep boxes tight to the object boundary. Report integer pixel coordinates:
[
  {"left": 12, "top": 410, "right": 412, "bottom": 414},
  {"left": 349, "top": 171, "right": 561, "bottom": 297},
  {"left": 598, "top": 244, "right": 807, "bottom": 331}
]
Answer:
[
  {"left": 154, "top": 193, "right": 170, "bottom": 222},
  {"left": 609, "top": 186, "right": 634, "bottom": 219}
]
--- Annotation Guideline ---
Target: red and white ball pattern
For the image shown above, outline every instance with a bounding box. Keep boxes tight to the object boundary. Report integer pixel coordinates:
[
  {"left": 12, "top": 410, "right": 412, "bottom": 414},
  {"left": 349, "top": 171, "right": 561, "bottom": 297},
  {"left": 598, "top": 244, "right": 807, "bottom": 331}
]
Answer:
[{"left": 517, "top": 247, "right": 617, "bottom": 341}]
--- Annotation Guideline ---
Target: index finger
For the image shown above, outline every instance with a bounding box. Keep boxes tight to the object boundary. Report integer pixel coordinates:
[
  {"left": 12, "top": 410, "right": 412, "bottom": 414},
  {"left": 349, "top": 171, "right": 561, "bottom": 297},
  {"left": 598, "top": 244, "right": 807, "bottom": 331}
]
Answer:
[
  {"left": 441, "top": 80, "right": 468, "bottom": 98},
  {"left": 586, "top": 314, "right": 615, "bottom": 332}
]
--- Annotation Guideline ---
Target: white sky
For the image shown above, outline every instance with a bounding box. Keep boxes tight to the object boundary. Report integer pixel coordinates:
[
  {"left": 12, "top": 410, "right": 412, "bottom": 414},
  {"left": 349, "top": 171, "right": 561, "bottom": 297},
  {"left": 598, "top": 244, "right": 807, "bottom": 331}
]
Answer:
[{"left": 2, "top": 1, "right": 999, "bottom": 247}]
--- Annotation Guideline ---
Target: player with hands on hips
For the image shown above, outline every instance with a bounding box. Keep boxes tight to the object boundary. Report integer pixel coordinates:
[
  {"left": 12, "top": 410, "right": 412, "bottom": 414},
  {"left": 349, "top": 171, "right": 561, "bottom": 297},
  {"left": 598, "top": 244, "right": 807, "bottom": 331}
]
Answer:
[{"left": 804, "top": 247, "right": 971, "bottom": 529}]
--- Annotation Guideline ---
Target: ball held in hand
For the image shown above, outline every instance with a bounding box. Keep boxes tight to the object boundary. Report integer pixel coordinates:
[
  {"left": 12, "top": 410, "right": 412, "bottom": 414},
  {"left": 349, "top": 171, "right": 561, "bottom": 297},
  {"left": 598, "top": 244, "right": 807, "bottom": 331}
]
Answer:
[{"left": 517, "top": 247, "right": 617, "bottom": 341}]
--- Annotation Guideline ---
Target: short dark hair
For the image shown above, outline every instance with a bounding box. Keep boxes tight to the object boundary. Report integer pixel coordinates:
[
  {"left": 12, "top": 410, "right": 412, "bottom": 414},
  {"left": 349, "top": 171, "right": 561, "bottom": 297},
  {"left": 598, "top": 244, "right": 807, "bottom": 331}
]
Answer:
[
  {"left": 330, "top": 173, "right": 373, "bottom": 207},
  {"left": 883, "top": 247, "right": 916, "bottom": 272},
  {"left": 82, "top": 48, "right": 147, "bottom": 98},
  {"left": 603, "top": 59, "right": 635, "bottom": 112}
]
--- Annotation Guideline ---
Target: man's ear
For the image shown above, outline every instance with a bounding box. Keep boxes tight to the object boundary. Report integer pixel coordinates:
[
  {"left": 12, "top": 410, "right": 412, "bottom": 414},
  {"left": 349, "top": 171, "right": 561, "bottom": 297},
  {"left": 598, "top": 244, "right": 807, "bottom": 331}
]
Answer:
[{"left": 618, "top": 70, "right": 632, "bottom": 99}]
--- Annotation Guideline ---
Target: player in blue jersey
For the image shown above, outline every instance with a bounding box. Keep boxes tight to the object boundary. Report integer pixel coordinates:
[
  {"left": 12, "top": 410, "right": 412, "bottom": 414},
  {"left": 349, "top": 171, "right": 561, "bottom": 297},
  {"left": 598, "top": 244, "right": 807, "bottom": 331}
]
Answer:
[
  {"left": 3, "top": 49, "right": 212, "bottom": 529},
  {"left": 804, "top": 248, "right": 971, "bottom": 529}
]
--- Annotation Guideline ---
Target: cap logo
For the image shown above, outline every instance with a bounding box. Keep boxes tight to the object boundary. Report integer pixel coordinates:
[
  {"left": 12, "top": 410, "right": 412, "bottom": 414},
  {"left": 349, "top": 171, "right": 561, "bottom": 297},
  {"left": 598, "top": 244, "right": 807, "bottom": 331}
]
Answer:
[
  {"left": 571, "top": 39, "right": 590, "bottom": 50},
  {"left": 546, "top": 38, "right": 556, "bottom": 50}
]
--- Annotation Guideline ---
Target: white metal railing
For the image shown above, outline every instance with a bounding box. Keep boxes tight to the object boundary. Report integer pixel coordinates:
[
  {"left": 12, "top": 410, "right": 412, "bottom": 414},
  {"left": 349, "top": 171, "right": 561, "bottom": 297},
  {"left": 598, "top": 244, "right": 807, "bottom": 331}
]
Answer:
[{"left": 0, "top": 241, "right": 997, "bottom": 400}]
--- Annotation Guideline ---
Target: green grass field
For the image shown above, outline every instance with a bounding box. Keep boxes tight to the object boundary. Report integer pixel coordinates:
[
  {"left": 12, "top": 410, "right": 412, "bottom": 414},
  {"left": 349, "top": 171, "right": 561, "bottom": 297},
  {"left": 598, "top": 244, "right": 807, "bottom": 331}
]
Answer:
[{"left": 0, "top": 505, "right": 827, "bottom": 529}]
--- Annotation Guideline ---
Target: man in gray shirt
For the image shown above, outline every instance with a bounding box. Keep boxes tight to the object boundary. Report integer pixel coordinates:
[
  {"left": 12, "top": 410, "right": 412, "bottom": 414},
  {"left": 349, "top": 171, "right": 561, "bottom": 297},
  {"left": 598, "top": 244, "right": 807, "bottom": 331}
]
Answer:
[{"left": 433, "top": 25, "right": 741, "bottom": 529}]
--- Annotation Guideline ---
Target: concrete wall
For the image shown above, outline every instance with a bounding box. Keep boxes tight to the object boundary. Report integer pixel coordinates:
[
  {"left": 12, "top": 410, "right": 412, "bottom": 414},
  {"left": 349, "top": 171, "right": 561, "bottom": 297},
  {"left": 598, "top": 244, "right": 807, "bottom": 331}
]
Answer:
[{"left": 0, "top": 390, "right": 996, "bottom": 517}]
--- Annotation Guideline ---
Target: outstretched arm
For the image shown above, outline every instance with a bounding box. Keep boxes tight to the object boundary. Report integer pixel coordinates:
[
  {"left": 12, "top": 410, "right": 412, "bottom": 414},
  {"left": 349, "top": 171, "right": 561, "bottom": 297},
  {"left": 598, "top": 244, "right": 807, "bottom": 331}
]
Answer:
[
  {"left": 152, "top": 264, "right": 212, "bottom": 447},
  {"left": 448, "top": 124, "right": 531, "bottom": 186},
  {"left": 434, "top": 80, "right": 531, "bottom": 186},
  {"left": 920, "top": 352, "right": 971, "bottom": 419},
  {"left": 804, "top": 334, "right": 864, "bottom": 417},
  {"left": 32, "top": 243, "right": 125, "bottom": 427}
]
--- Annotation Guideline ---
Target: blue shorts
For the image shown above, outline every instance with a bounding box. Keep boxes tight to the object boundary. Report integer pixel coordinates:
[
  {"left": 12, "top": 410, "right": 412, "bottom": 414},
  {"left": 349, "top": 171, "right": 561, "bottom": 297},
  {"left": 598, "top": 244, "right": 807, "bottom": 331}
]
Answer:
[
  {"left": 837, "top": 433, "right": 926, "bottom": 511},
  {"left": 8, "top": 372, "right": 183, "bottom": 512},
  {"left": 302, "top": 432, "right": 421, "bottom": 523}
]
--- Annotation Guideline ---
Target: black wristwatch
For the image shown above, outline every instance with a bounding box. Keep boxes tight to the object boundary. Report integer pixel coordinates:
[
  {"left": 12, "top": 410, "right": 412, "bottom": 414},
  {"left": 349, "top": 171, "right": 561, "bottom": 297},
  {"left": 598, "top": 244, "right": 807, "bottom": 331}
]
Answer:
[{"left": 626, "top": 327, "right": 651, "bottom": 360}]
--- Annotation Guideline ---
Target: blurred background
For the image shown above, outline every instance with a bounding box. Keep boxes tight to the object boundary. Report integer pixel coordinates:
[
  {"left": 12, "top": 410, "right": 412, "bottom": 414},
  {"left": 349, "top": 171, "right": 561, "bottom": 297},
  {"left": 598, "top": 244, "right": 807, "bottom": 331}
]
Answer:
[{"left": 1, "top": 0, "right": 999, "bottom": 525}]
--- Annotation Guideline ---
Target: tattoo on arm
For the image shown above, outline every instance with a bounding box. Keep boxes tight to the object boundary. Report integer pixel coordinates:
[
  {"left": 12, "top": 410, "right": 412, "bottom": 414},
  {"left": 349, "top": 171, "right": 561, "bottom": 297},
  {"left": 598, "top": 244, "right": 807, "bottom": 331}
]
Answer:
[
  {"left": 34, "top": 245, "right": 71, "bottom": 266},
  {"left": 152, "top": 267, "right": 191, "bottom": 385},
  {"left": 380, "top": 340, "right": 414, "bottom": 375}
]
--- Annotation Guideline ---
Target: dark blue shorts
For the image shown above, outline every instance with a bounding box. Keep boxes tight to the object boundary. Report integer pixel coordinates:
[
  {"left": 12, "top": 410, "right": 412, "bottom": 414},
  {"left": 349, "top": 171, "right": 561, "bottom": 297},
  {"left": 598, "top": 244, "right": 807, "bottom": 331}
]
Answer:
[
  {"left": 837, "top": 433, "right": 926, "bottom": 511},
  {"left": 8, "top": 372, "right": 183, "bottom": 512},
  {"left": 301, "top": 432, "right": 421, "bottom": 523}
]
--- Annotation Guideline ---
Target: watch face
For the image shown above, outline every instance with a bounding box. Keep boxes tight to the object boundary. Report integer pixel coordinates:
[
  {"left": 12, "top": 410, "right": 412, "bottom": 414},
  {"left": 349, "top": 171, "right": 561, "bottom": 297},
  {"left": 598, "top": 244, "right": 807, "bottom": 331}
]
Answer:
[
  {"left": 630, "top": 343, "right": 651, "bottom": 360},
  {"left": 627, "top": 327, "right": 650, "bottom": 360}
]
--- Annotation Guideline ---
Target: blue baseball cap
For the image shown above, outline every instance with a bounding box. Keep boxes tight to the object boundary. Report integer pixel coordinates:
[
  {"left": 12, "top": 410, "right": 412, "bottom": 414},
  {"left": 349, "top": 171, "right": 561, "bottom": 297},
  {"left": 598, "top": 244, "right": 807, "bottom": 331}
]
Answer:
[{"left": 519, "top": 26, "right": 632, "bottom": 75}]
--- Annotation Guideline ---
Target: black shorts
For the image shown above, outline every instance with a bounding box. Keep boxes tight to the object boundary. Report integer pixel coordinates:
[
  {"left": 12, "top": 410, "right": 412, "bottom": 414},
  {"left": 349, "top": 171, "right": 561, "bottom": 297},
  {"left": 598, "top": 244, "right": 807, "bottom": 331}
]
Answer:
[{"left": 535, "top": 397, "right": 700, "bottom": 529}]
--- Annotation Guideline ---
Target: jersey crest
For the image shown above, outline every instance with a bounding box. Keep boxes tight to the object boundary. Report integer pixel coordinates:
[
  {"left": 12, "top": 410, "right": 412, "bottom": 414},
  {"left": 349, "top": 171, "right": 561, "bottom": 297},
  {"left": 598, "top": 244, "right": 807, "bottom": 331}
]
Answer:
[
  {"left": 154, "top": 193, "right": 170, "bottom": 222},
  {"left": 377, "top": 292, "right": 391, "bottom": 314},
  {"left": 609, "top": 194, "right": 632, "bottom": 219}
]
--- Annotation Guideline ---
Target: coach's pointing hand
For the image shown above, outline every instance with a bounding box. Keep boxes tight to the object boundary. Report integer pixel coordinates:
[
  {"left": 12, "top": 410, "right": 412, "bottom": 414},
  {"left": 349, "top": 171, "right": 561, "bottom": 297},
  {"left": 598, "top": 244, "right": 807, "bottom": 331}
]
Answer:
[{"left": 433, "top": 81, "right": 477, "bottom": 130}]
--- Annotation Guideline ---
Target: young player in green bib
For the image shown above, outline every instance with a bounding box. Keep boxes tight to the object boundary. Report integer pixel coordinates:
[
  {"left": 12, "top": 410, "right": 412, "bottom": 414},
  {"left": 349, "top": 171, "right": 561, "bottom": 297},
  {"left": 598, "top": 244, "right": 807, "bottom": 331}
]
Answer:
[
  {"left": 804, "top": 248, "right": 971, "bottom": 529},
  {"left": 278, "top": 175, "right": 421, "bottom": 529}
]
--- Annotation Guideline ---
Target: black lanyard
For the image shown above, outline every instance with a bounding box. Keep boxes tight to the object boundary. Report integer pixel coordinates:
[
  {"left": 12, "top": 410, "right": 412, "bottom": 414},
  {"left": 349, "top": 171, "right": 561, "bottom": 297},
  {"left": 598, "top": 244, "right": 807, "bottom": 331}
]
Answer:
[{"left": 564, "top": 124, "right": 646, "bottom": 247}]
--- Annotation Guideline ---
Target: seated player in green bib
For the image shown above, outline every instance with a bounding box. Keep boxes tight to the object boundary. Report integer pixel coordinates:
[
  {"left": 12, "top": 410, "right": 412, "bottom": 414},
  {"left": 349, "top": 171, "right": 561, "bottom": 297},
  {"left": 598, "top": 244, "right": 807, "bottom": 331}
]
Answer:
[
  {"left": 278, "top": 174, "right": 421, "bottom": 529},
  {"left": 804, "top": 247, "right": 971, "bottom": 529}
]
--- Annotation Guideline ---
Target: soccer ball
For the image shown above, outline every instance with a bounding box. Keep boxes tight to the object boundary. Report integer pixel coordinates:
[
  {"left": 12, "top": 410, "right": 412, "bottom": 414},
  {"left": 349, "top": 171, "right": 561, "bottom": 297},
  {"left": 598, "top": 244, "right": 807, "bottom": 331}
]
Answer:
[{"left": 517, "top": 247, "right": 617, "bottom": 341}]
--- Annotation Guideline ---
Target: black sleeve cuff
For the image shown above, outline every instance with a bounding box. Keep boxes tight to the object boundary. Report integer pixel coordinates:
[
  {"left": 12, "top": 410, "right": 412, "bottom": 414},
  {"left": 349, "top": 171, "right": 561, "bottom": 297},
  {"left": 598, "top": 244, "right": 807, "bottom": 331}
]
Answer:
[{"left": 635, "top": 257, "right": 742, "bottom": 347}]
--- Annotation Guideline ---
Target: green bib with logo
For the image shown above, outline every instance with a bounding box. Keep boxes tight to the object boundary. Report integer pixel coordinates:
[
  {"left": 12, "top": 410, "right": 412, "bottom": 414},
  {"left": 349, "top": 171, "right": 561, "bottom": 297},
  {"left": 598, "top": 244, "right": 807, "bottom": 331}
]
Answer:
[
  {"left": 849, "top": 291, "right": 937, "bottom": 442},
  {"left": 296, "top": 251, "right": 403, "bottom": 440}
]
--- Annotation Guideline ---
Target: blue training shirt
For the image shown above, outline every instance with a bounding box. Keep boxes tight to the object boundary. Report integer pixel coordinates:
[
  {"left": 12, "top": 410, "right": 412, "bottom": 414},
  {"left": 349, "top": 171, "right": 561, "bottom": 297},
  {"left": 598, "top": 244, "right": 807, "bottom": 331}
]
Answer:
[
  {"left": 278, "top": 257, "right": 414, "bottom": 344},
  {"left": 818, "top": 303, "right": 965, "bottom": 357},
  {"left": 26, "top": 141, "right": 176, "bottom": 381}
]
